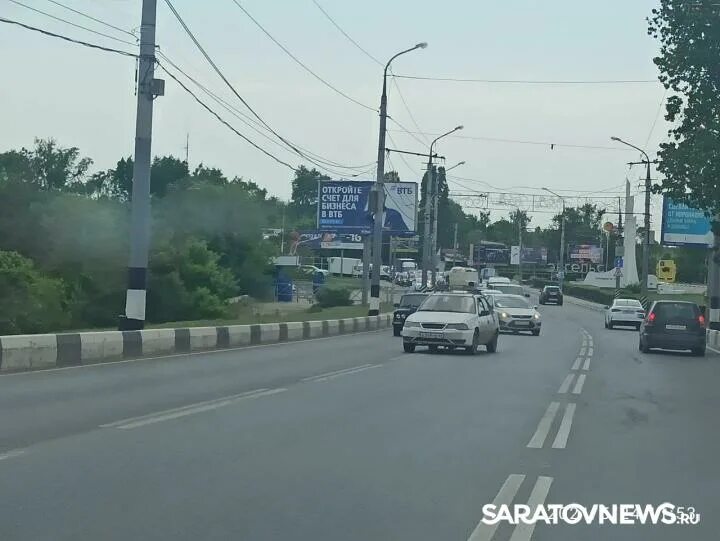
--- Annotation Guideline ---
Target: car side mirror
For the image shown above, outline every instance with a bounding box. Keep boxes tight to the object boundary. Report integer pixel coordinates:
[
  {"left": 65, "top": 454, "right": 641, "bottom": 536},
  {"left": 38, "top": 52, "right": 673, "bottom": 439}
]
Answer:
[
  {"left": 604, "top": 305, "right": 610, "bottom": 310},
  {"left": 480, "top": 309, "right": 491, "bottom": 316},
  {"left": 393, "top": 303, "right": 399, "bottom": 308},
  {"left": 524, "top": 293, "right": 530, "bottom": 297},
  {"left": 533, "top": 305, "right": 538, "bottom": 309}
]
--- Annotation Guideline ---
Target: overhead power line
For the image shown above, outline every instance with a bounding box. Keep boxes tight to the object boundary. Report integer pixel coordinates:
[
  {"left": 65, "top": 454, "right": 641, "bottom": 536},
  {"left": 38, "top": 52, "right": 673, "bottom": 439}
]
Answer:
[
  {"left": 161, "top": 0, "right": 371, "bottom": 175},
  {"left": 8, "top": 0, "right": 138, "bottom": 46},
  {"left": 158, "top": 61, "right": 296, "bottom": 171},
  {"left": 311, "top": 0, "right": 382, "bottom": 66},
  {"left": 388, "top": 129, "right": 631, "bottom": 151},
  {"left": 229, "top": 0, "right": 376, "bottom": 112},
  {"left": 0, "top": 16, "right": 138, "bottom": 57},
  {"left": 391, "top": 74, "right": 660, "bottom": 85},
  {"left": 44, "top": 0, "right": 137, "bottom": 38}
]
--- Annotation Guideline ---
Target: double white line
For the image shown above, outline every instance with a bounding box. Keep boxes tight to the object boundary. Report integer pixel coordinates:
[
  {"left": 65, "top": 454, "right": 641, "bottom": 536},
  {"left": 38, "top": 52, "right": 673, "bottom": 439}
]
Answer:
[
  {"left": 467, "top": 474, "right": 553, "bottom": 541},
  {"left": 557, "top": 373, "right": 586, "bottom": 395},
  {"left": 301, "top": 364, "right": 381, "bottom": 383},
  {"left": 527, "top": 402, "right": 576, "bottom": 449}
]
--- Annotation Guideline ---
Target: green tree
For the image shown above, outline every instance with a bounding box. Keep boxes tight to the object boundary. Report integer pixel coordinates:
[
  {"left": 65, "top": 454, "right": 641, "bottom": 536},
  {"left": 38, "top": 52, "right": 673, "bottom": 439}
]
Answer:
[
  {"left": 0, "top": 251, "right": 69, "bottom": 334},
  {"left": 648, "top": 2, "right": 720, "bottom": 216},
  {"left": 289, "top": 166, "right": 329, "bottom": 228}
]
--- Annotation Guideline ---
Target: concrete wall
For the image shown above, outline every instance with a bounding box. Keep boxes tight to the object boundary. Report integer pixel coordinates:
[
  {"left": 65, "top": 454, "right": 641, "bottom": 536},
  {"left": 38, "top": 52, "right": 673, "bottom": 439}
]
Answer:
[{"left": 0, "top": 314, "right": 393, "bottom": 373}]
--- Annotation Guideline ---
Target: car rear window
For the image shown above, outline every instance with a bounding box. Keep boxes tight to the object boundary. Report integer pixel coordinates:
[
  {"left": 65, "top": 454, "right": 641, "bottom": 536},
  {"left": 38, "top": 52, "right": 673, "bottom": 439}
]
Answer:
[
  {"left": 652, "top": 303, "right": 699, "bottom": 320},
  {"left": 545, "top": 287, "right": 560, "bottom": 292}
]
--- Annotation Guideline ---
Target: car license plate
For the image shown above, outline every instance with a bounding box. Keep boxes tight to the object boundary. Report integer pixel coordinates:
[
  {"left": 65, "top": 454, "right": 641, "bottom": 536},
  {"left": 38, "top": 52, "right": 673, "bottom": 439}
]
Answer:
[
  {"left": 665, "top": 324, "right": 686, "bottom": 330},
  {"left": 420, "top": 331, "right": 443, "bottom": 339},
  {"left": 514, "top": 321, "right": 530, "bottom": 326},
  {"left": 623, "top": 310, "right": 633, "bottom": 314}
]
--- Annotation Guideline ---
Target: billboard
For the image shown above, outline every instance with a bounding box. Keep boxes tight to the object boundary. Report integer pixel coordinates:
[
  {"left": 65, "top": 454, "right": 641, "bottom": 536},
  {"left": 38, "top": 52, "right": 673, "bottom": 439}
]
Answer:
[
  {"left": 569, "top": 244, "right": 603, "bottom": 264},
  {"left": 511, "top": 246, "right": 548, "bottom": 264},
  {"left": 661, "top": 197, "right": 712, "bottom": 247},
  {"left": 317, "top": 181, "right": 417, "bottom": 234},
  {"left": 475, "top": 245, "right": 510, "bottom": 265},
  {"left": 289, "top": 231, "right": 363, "bottom": 254}
]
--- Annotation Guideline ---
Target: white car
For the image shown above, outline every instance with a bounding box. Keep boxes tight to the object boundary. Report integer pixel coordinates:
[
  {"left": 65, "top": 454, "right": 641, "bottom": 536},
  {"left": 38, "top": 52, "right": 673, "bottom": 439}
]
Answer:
[
  {"left": 300, "top": 265, "right": 330, "bottom": 277},
  {"left": 605, "top": 298, "right": 645, "bottom": 329},
  {"left": 492, "top": 294, "right": 542, "bottom": 336},
  {"left": 401, "top": 292, "right": 499, "bottom": 354}
]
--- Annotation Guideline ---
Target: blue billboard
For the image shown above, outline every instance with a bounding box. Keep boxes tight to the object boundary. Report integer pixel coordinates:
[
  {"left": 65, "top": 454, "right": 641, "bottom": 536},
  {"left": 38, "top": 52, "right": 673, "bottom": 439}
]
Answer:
[
  {"left": 661, "top": 197, "right": 712, "bottom": 247},
  {"left": 317, "top": 181, "right": 417, "bottom": 234}
]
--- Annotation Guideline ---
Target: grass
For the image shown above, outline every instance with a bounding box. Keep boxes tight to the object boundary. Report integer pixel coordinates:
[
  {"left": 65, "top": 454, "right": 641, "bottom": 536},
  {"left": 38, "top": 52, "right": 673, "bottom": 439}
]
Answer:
[
  {"left": 147, "top": 303, "right": 395, "bottom": 329},
  {"left": 566, "top": 282, "right": 706, "bottom": 306}
]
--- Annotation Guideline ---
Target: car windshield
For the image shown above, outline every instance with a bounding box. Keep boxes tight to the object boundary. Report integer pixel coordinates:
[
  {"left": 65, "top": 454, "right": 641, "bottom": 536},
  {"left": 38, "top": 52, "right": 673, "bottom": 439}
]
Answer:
[
  {"left": 493, "top": 296, "right": 531, "bottom": 309},
  {"left": 418, "top": 295, "right": 476, "bottom": 314},
  {"left": 614, "top": 299, "right": 642, "bottom": 308},
  {"left": 652, "top": 302, "right": 699, "bottom": 320},
  {"left": 493, "top": 285, "right": 525, "bottom": 296},
  {"left": 399, "top": 294, "right": 427, "bottom": 308}
]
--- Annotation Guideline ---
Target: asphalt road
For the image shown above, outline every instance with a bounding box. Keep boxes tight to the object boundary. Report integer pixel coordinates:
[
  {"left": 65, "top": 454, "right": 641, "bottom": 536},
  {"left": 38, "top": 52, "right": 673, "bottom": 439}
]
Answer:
[{"left": 1, "top": 296, "right": 718, "bottom": 540}]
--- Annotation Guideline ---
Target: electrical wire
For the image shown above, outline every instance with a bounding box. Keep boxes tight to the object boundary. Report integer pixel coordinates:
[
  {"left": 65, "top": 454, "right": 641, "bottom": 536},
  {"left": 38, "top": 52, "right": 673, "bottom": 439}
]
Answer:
[
  {"left": 229, "top": 0, "right": 376, "bottom": 112},
  {"left": 310, "top": 0, "right": 382, "bottom": 66},
  {"left": 158, "top": 61, "right": 296, "bottom": 170},
  {"left": 386, "top": 132, "right": 422, "bottom": 179},
  {"left": 0, "top": 16, "right": 138, "bottom": 57},
  {"left": 387, "top": 129, "right": 630, "bottom": 151},
  {"left": 43, "top": 0, "right": 137, "bottom": 38},
  {"left": 8, "top": 0, "right": 138, "bottom": 46},
  {"left": 389, "top": 69, "right": 430, "bottom": 146},
  {"left": 391, "top": 74, "right": 660, "bottom": 85},
  {"left": 386, "top": 117, "right": 429, "bottom": 149},
  {"left": 162, "top": 0, "right": 372, "bottom": 175},
  {"left": 644, "top": 88, "right": 668, "bottom": 149}
]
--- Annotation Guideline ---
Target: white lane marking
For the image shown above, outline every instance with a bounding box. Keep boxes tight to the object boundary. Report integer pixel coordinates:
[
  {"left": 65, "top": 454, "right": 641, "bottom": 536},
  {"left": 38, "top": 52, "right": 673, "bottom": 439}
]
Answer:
[
  {"left": 571, "top": 357, "right": 582, "bottom": 371},
  {"left": 587, "top": 346, "right": 594, "bottom": 357},
  {"left": 578, "top": 347, "right": 587, "bottom": 356},
  {"left": 508, "top": 476, "right": 554, "bottom": 541},
  {"left": 582, "top": 357, "right": 591, "bottom": 371},
  {"left": 467, "top": 474, "right": 526, "bottom": 541},
  {"left": 0, "top": 449, "right": 25, "bottom": 461},
  {"left": 552, "top": 403, "right": 577, "bottom": 449},
  {"left": 303, "top": 364, "right": 381, "bottom": 383},
  {"left": 0, "top": 328, "right": 391, "bottom": 378},
  {"left": 572, "top": 374, "right": 586, "bottom": 395},
  {"left": 708, "top": 345, "right": 720, "bottom": 354},
  {"left": 557, "top": 373, "right": 575, "bottom": 394},
  {"left": 301, "top": 364, "right": 373, "bottom": 382},
  {"left": 101, "top": 388, "right": 287, "bottom": 429},
  {"left": 527, "top": 402, "right": 560, "bottom": 448}
]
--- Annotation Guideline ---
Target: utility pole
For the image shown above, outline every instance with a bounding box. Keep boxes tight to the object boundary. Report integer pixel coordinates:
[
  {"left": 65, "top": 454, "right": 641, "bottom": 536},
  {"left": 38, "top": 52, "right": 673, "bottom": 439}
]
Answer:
[
  {"left": 422, "top": 161, "right": 433, "bottom": 287},
  {"left": 184, "top": 132, "right": 189, "bottom": 165},
  {"left": 518, "top": 212, "right": 523, "bottom": 282},
  {"left": 453, "top": 223, "right": 458, "bottom": 251},
  {"left": 542, "top": 188, "right": 566, "bottom": 289},
  {"left": 709, "top": 223, "right": 720, "bottom": 331},
  {"left": 371, "top": 43, "right": 427, "bottom": 315},
  {"left": 431, "top": 165, "right": 440, "bottom": 286},
  {"left": 120, "top": 0, "right": 161, "bottom": 331}
]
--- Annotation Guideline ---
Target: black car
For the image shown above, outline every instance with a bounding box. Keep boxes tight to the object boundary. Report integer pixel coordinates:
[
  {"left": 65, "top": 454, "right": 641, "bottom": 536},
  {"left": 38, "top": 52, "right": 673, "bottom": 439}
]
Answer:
[
  {"left": 539, "top": 285, "right": 563, "bottom": 305},
  {"left": 392, "top": 293, "right": 429, "bottom": 336},
  {"left": 639, "top": 301, "right": 706, "bottom": 356}
]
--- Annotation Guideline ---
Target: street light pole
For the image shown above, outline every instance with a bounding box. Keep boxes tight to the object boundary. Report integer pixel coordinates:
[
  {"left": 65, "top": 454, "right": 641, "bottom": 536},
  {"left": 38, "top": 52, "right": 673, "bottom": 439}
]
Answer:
[
  {"left": 543, "top": 188, "right": 566, "bottom": 289},
  {"left": 370, "top": 42, "right": 427, "bottom": 316},
  {"left": 423, "top": 126, "right": 463, "bottom": 288},
  {"left": 611, "top": 136, "right": 651, "bottom": 295}
]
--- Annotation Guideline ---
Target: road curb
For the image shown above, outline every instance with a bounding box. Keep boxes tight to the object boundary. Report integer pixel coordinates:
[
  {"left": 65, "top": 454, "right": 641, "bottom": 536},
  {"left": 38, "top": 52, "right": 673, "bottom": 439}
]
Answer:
[{"left": 0, "top": 314, "right": 393, "bottom": 374}]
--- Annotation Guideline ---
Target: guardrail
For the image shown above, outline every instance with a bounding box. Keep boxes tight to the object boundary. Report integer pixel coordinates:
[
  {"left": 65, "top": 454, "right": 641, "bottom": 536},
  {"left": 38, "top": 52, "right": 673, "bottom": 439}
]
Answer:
[{"left": 0, "top": 314, "right": 392, "bottom": 373}]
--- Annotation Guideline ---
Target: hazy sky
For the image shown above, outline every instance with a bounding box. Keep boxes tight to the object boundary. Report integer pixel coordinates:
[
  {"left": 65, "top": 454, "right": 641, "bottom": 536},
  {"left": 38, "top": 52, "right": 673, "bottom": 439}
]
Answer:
[{"left": 0, "top": 0, "right": 667, "bottom": 226}]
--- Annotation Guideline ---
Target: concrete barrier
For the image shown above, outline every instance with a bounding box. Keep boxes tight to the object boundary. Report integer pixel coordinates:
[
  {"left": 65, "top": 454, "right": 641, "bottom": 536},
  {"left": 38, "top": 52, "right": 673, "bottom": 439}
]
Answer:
[
  {"left": 0, "top": 334, "right": 57, "bottom": 372},
  {"left": 0, "top": 312, "right": 393, "bottom": 374}
]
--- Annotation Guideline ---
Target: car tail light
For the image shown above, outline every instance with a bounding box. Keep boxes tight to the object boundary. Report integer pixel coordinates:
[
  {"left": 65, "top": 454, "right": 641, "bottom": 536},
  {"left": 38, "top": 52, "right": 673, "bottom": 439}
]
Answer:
[
  {"left": 698, "top": 314, "right": 706, "bottom": 327},
  {"left": 647, "top": 312, "right": 656, "bottom": 324}
]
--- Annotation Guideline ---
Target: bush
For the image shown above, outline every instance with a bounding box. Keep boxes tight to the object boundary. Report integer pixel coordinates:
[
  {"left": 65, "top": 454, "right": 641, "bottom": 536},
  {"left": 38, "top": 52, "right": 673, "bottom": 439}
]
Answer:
[
  {"left": 563, "top": 283, "right": 616, "bottom": 306},
  {"left": 314, "top": 286, "right": 352, "bottom": 308},
  {"left": 0, "top": 251, "right": 69, "bottom": 334}
]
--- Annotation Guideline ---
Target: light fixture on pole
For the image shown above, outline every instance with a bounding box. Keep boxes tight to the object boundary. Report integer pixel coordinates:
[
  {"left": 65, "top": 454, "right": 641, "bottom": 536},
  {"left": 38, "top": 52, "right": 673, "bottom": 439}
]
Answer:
[
  {"left": 610, "top": 136, "right": 651, "bottom": 295},
  {"left": 424, "top": 126, "right": 463, "bottom": 288},
  {"left": 369, "top": 42, "right": 427, "bottom": 315}
]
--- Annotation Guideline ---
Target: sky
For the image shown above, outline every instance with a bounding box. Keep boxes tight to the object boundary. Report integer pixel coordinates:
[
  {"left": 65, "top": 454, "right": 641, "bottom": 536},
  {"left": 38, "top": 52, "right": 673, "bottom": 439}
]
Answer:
[{"left": 0, "top": 0, "right": 667, "bottom": 228}]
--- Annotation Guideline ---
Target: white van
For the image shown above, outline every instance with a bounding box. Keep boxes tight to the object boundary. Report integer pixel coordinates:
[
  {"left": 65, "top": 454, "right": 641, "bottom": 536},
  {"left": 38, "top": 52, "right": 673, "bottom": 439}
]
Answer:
[
  {"left": 448, "top": 266, "right": 479, "bottom": 290},
  {"left": 487, "top": 276, "right": 511, "bottom": 288}
]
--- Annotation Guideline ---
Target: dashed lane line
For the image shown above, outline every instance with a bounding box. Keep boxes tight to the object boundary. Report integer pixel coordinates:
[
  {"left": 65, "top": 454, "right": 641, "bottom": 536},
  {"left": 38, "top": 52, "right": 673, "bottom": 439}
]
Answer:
[
  {"left": 101, "top": 388, "right": 287, "bottom": 429},
  {"left": 527, "top": 402, "right": 560, "bottom": 448},
  {"left": 508, "top": 477, "right": 554, "bottom": 541},
  {"left": 582, "top": 358, "right": 591, "bottom": 371},
  {"left": 571, "top": 357, "right": 582, "bottom": 371},
  {"left": 557, "top": 374, "right": 575, "bottom": 394},
  {"left": 551, "top": 403, "right": 577, "bottom": 449},
  {"left": 587, "top": 346, "right": 594, "bottom": 356},
  {"left": 467, "top": 474, "right": 525, "bottom": 541},
  {"left": 572, "top": 374, "right": 586, "bottom": 395}
]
